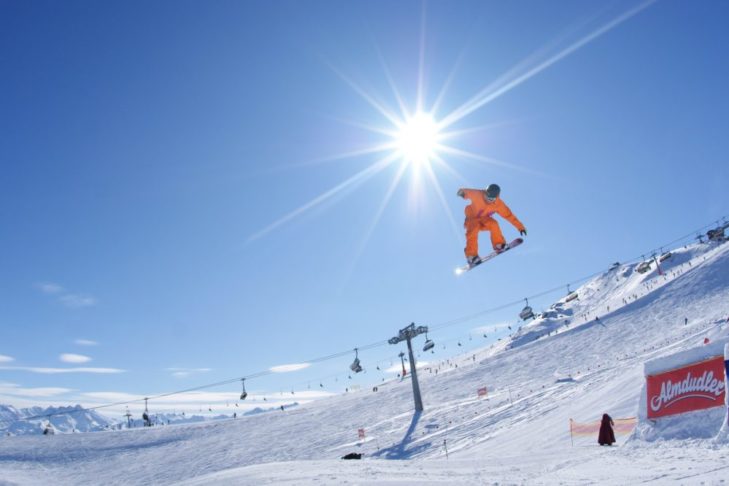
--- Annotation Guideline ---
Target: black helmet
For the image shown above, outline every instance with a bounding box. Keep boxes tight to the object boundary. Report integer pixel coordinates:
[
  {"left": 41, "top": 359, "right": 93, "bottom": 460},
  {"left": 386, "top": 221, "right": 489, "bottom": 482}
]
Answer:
[{"left": 485, "top": 184, "right": 500, "bottom": 200}]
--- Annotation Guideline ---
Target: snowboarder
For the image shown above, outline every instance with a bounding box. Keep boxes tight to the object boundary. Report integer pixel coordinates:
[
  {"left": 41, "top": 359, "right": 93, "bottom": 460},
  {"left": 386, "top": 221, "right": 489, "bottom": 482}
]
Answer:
[
  {"left": 457, "top": 184, "right": 526, "bottom": 265},
  {"left": 598, "top": 413, "right": 616, "bottom": 446}
]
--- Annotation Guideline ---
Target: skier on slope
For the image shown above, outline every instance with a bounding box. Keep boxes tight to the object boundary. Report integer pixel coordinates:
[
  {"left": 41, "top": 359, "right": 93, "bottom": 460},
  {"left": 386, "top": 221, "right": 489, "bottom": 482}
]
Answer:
[{"left": 457, "top": 184, "right": 527, "bottom": 265}]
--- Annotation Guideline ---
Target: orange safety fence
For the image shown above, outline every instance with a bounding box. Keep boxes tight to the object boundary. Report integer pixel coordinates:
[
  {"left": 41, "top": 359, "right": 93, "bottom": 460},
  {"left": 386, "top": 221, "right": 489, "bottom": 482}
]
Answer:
[{"left": 569, "top": 417, "right": 637, "bottom": 440}]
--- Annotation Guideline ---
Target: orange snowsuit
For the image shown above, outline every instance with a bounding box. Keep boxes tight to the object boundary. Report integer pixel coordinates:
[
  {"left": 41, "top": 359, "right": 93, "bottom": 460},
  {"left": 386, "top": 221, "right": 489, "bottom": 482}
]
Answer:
[{"left": 459, "top": 188, "right": 525, "bottom": 257}]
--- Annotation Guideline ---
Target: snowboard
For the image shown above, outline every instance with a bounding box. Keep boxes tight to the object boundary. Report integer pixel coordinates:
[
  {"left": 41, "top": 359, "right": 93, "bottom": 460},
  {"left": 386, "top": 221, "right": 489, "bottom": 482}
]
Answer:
[{"left": 455, "top": 238, "right": 523, "bottom": 275}]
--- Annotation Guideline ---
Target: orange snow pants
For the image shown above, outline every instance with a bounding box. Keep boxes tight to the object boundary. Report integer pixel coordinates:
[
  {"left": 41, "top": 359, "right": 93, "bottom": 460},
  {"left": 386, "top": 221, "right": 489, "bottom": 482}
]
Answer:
[{"left": 464, "top": 217, "right": 505, "bottom": 257}]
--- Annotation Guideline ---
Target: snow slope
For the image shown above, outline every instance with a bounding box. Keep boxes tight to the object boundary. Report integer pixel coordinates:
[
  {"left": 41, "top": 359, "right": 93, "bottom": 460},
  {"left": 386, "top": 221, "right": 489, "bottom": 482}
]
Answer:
[{"left": 1, "top": 241, "right": 728, "bottom": 485}]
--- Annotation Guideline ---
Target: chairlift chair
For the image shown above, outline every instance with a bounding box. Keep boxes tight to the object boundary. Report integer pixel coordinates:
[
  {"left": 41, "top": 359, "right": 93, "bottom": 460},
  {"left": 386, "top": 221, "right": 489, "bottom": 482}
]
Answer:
[
  {"left": 240, "top": 378, "right": 248, "bottom": 400},
  {"left": 565, "top": 284, "right": 579, "bottom": 302},
  {"left": 636, "top": 261, "right": 652, "bottom": 274},
  {"left": 350, "top": 348, "right": 363, "bottom": 373},
  {"left": 422, "top": 336, "right": 435, "bottom": 352},
  {"left": 519, "top": 298, "right": 535, "bottom": 321}
]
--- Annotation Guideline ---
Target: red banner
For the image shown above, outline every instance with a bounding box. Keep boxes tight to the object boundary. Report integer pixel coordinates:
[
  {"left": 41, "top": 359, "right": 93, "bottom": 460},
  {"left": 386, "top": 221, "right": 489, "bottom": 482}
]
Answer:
[{"left": 646, "top": 356, "right": 726, "bottom": 419}]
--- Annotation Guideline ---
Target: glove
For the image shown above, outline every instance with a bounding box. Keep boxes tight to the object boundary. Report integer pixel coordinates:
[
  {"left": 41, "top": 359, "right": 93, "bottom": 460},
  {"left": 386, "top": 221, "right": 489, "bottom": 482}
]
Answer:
[{"left": 520, "top": 229, "right": 527, "bottom": 237}]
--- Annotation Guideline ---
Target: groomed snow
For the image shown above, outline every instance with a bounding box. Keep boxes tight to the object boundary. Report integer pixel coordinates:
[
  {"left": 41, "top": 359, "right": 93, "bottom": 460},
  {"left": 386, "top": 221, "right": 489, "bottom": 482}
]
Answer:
[{"left": 1, "top": 241, "right": 728, "bottom": 485}]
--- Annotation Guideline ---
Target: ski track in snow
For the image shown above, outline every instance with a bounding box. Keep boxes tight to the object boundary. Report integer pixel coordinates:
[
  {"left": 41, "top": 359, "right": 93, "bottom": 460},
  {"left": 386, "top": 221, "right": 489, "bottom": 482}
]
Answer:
[{"left": 1, "top": 242, "right": 729, "bottom": 485}]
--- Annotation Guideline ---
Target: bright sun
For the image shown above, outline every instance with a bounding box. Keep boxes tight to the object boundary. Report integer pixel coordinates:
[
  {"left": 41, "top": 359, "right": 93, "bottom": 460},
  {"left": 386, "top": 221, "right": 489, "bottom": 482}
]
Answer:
[{"left": 394, "top": 112, "right": 441, "bottom": 167}]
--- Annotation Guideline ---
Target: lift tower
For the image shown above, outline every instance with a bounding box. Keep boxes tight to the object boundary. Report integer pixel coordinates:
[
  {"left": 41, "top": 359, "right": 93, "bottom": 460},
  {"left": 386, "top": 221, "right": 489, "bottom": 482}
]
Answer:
[{"left": 389, "top": 322, "right": 428, "bottom": 411}]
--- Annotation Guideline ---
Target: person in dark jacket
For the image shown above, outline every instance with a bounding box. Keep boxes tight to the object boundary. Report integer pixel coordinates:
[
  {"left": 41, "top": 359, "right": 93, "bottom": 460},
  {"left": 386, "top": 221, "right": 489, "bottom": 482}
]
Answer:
[{"left": 598, "top": 413, "right": 616, "bottom": 446}]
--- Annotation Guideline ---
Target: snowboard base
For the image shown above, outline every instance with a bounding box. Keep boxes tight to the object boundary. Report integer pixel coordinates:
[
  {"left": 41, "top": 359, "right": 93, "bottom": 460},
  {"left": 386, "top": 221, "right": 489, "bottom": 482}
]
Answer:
[{"left": 455, "top": 238, "right": 523, "bottom": 275}]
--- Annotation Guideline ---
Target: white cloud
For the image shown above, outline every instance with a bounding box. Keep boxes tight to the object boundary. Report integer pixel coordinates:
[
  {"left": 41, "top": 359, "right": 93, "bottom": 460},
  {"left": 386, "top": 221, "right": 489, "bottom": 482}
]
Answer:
[
  {"left": 167, "top": 368, "right": 212, "bottom": 378},
  {"left": 0, "top": 382, "right": 72, "bottom": 398},
  {"left": 74, "top": 339, "right": 98, "bottom": 346},
  {"left": 82, "top": 391, "right": 140, "bottom": 402},
  {"left": 36, "top": 282, "right": 63, "bottom": 294},
  {"left": 0, "top": 366, "right": 124, "bottom": 374},
  {"left": 58, "top": 294, "right": 97, "bottom": 308},
  {"left": 0, "top": 354, "right": 14, "bottom": 363},
  {"left": 35, "top": 282, "right": 97, "bottom": 308},
  {"left": 269, "top": 363, "right": 311, "bottom": 373},
  {"left": 60, "top": 353, "right": 92, "bottom": 364}
]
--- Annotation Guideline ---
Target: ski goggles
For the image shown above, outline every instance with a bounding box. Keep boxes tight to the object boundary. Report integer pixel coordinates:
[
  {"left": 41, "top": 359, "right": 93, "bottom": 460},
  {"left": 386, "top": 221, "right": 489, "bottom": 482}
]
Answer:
[{"left": 486, "top": 195, "right": 497, "bottom": 202}]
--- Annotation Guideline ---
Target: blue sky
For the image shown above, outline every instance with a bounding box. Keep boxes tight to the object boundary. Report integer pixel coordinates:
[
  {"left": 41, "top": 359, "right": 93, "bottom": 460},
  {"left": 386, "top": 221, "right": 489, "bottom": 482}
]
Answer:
[{"left": 1, "top": 0, "right": 728, "bottom": 415}]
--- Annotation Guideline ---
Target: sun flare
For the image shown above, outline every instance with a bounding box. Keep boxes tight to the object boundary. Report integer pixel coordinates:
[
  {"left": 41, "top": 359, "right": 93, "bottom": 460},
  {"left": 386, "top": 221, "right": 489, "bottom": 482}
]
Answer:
[{"left": 394, "top": 112, "right": 441, "bottom": 167}]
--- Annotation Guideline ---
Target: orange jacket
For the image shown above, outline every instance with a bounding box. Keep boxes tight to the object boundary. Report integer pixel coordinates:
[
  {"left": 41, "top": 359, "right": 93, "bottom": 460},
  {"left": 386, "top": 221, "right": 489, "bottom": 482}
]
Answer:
[{"left": 458, "top": 188, "right": 525, "bottom": 232}]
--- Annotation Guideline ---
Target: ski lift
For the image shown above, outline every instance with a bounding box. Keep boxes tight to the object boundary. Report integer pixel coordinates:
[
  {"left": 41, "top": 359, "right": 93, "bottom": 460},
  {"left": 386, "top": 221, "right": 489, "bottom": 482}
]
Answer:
[
  {"left": 519, "top": 298, "right": 535, "bottom": 320},
  {"left": 636, "top": 260, "right": 652, "bottom": 274},
  {"left": 239, "top": 378, "right": 248, "bottom": 400},
  {"left": 565, "top": 284, "right": 578, "bottom": 303},
  {"left": 422, "top": 333, "right": 435, "bottom": 352},
  {"left": 349, "top": 348, "right": 363, "bottom": 373},
  {"left": 659, "top": 251, "right": 672, "bottom": 262}
]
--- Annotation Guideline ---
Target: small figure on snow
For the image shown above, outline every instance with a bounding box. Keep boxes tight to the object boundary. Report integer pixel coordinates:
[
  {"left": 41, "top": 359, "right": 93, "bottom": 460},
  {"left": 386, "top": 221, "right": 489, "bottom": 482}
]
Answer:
[
  {"left": 598, "top": 413, "right": 616, "bottom": 446},
  {"left": 457, "top": 184, "right": 526, "bottom": 265}
]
